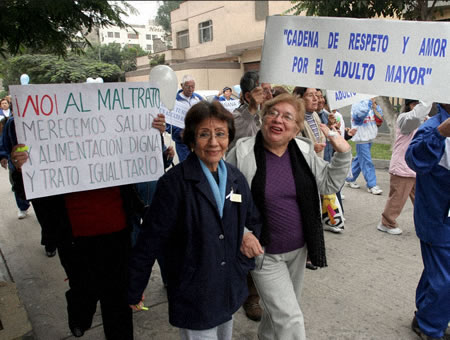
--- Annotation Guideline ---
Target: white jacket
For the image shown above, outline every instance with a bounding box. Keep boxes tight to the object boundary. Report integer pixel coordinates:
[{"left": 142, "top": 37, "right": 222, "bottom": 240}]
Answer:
[{"left": 226, "top": 136, "right": 352, "bottom": 195}]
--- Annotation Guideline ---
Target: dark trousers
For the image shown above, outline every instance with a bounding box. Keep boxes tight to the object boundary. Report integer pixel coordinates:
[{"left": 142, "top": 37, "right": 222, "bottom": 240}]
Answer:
[
  {"left": 31, "top": 197, "right": 58, "bottom": 247},
  {"left": 58, "top": 229, "right": 133, "bottom": 340}
]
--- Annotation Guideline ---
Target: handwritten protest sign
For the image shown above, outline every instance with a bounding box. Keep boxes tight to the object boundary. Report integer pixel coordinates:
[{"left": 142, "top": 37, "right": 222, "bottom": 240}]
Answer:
[
  {"left": 10, "top": 82, "right": 164, "bottom": 199},
  {"left": 326, "top": 91, "right": 375, "bottom": 110},
  {"left": 159, "top": 101, "right": 187, "bottom": 129},
  {"left": 260, "top": 16, "right": 450, "bottom": 103},
  {"left": 219, "top": 99, "right": 240, "bottom": 113}
]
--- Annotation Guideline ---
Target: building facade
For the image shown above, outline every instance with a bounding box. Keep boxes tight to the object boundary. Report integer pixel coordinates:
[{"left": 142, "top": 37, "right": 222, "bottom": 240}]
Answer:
[
  {"left": 125, "top": 1, "right": 293, "bottom": 90},
  {"left": 87, "top": 20, "right": 166, "bottom": 53}
]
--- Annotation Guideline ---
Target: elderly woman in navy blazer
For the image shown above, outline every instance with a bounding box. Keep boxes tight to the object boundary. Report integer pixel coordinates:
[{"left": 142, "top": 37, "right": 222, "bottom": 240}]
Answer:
[{"left": 128, "top": 101, "right": 263, "bottom": 340}]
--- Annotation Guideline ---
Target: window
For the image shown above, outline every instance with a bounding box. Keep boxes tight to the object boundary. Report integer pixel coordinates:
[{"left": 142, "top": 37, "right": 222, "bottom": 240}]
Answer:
[
  {"left": 146, "top": 44, "right": 153, "bottom": 51},
  {"left": 152, "top": 35, "right": 157, "bottom": 39},
  {"left": 115, "top": 32, "right": 120, "bottom": 38},
  {"left": 107, "top": 32, "right": 113, "bottom": 38},
  {"left": 199, "top": 20, "right": 213, "bottom": 43},
  {"left": 146, "top": 34, "right": 152, "bottom": 40},
  {"left": 128, "top": 33, "right": 139, "bottom": 39},
  {"left": 176, "top": 30, "right": 189, "bottom": 49}
]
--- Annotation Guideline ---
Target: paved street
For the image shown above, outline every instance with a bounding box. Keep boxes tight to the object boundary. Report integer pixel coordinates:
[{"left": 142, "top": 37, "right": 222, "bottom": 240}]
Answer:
[{"left": 0, "top": 166, "right": 427, "bottom": 340}]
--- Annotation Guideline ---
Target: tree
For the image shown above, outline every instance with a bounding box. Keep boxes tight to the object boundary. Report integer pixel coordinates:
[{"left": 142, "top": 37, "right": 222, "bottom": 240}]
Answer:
[
  {"left": 287, "top": 0, "right": 441, "bottom": 21},
  {"left": 155, "top": 1, "right": 183, "bottom": 33},
  {"left": 84, "top": 43, "right": 147, "bottom": 72},
  {"left": 1, "top": 54, "right": 123, "bottom": 89},
  {"left": 288, "top": 0, "right": 442, "bottom": 145},
  {"left": 0, "top": 0, "right": 136, "bottom": 57}
]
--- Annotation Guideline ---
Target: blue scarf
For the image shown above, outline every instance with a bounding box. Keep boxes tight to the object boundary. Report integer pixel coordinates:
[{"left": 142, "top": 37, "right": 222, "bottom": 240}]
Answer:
[{"left": 199, "top": 158, "right": 227, "bottom": 218}]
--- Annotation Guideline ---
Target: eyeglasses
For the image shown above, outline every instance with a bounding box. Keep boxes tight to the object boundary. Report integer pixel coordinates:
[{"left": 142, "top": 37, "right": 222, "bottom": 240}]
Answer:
[
  {"left": 265, "top": 110, "right": 296, "bottom": 123},
  {"left": 197, "top": 131, "right": 228, "bottom": 140},
  {"left": 183, "top": 85, "right": 195, "bottom": 89}
]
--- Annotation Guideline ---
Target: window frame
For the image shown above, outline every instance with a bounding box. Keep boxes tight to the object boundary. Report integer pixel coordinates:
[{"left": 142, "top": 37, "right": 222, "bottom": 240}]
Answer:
[{"left": 198, "top": 20, "right": 213, "bottom": 44}]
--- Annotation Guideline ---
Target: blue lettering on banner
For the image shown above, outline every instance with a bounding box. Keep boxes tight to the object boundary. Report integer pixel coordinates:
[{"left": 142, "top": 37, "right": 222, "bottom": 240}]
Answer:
[
  {"left": 335, "top": 92, "right": 357, "bottom": 101},
  {"left": 385, "top": 65, "right": 432, "bottom": 85},
  {"left": 291, "top": 56, "right": 309, "bottom": 73},
  {"left": 418, "top": 38, "right": 447, "bottom": 57},
  {"left": 333, "top": 60, "right": 375, "bottom": 80},
  {"left": 284, "top": 29, "right": 319, "bottom": 48},
  {"left": 348, "top": 33, "right": 389, "bottom": 53}
]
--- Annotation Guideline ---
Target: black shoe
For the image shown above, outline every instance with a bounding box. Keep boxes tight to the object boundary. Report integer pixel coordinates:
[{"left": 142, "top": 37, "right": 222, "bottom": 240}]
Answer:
[
  {"left": 44, "top": 245, "right": 56, "bottom": 258},
  {"left": 411, "top": 316, "right": 444, "bottom": 340},
  {"left": 71, "top": 326, "right": 85, "bottom": 337},
  {"left": 306, "top": 262, "right": 318, "bottom": 270}
]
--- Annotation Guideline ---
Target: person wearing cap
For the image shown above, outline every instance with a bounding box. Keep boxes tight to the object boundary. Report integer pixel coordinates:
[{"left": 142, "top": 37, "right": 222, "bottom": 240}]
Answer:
[
  {"left": 165, "top": 75, "right": 203, "bottom": 162},
  {"left": 378, "top": 100, "right": 432, "bottom": 235},
  {"left": 405, "top": 104, "right": 449, "bottom": 340},
  {"left": 215, "top": 87, "right": 233, "bottom": 101},
  {"left": 345, "top": 98, "right": 384, "bottom": 195}
]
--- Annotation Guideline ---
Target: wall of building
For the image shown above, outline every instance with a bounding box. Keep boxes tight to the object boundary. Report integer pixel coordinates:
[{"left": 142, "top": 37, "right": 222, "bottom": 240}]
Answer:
[
  {"left": 99, "top": 22, "right": 166, "bottom": 53},
  {"left": 171, "top": 1, "right": 292, "bottom": 60}
]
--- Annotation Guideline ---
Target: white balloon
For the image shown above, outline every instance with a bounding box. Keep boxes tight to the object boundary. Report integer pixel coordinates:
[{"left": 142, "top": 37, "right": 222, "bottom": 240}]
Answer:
[
  {"left": 149, "top": 65, "right": 178, "bottom": 110},
  {"left": 95, "top": 77, "right": 104, "bottom": 83},
  {"left": 86, "top": 77, "right": 94, "bottom": 83},
  {"left": 20, "top": 74, "right": 30, "bottom": 85}
]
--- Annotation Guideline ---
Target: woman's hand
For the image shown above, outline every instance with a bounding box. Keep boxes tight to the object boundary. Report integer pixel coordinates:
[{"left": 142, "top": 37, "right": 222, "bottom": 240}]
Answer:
[
  {"left": 319, "top": 124, "right": 351, "bottom": 153},
  {"left": 346, "top": 127, "right": 357, "bottom": 137},
  {"left": 164, "top": 146, "right": 175, "bottom": 160},
  {"left": 1, "top": 158, "right": 7, "bottom": 169},
  {"left": 11, "top": 144, "right": 29, "bottom": 170},
  {"left": 129, "top": 295, "right": 146, "bottom": 311},
  {"left": 240, "top": 233, "right": 264, "bottom": 258},
  {"left": 152, "top": 113, "right": 166, "bottom": 134},
  {"left": 314, "top": 142, "right": 326, "bottom": 154}
]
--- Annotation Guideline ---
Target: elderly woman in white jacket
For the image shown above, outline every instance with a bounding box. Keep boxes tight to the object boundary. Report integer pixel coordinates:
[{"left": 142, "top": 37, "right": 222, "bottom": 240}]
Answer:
[{"left": 226, "top": 93, "right": 351, "bottom": 340}]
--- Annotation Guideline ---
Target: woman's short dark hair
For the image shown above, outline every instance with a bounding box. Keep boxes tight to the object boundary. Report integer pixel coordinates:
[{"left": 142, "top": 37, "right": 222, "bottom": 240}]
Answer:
[
  {"left": 183, "top": 101, "right": 235, "bottom": 148},
  {"left": 292, "top": 86, "right": 308, "bottom": 97}
]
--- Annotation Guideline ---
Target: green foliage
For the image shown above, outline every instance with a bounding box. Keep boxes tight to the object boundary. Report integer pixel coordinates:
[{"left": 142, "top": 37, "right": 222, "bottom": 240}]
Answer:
[
  {"left": 0, "top": 0, "right": 135, "bottom": 57},
  {"left": 287, "top": 0, "right": 438, "bottom": 21},
  {"left": 155, "top": 1, "right": 183, "bottom": 33},
  {"left": 120, "top": 45, "right": 148, "bottom": 72},
  {"left": 348, "top": 141, "right": 392, "bottom": 160},
  {"left": 84, "top": 43, "right": 147, "bottom": 72},
  {"left": 2, "top": 54, "right": 122, "bottom": 89},
  {"left": 149, "top": 54, "right": 166, "bottom": 66}
]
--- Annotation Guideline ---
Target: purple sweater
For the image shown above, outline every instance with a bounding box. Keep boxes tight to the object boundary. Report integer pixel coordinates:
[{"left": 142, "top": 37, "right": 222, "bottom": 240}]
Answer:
[{"left": 264, "top": 149, "right": 305, "bottom": 254}]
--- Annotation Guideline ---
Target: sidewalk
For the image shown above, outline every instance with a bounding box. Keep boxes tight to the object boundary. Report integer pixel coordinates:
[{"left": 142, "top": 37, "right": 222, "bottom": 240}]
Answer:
[{"left": 0, "top": 168, "right": 425, "bottom": 340}]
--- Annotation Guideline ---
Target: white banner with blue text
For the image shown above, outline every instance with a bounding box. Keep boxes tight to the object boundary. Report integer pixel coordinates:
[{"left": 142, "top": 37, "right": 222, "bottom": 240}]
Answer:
[{"left": 260, "top": 16, "right": 450, "bottom": 103}]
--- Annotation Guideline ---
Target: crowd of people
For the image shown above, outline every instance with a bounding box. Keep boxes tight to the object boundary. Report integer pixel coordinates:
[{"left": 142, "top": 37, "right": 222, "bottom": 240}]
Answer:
[{"left": 1, "top": 70, "right": 449, "bottom": 340}]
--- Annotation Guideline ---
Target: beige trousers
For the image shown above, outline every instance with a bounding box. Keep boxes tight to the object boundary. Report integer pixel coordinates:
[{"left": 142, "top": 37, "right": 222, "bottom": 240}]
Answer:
[{"left": 381, "top": 174, "right": 415, "bottom": 228}]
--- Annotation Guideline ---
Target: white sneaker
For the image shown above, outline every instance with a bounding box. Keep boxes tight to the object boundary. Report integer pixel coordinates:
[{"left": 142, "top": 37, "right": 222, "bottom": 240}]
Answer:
[
  {"left": 368, "top": 185, "right": 383, "bottom": 195},
  {"left": 18, "top": 210, "right": 27, "bottom": 219},
  {"left": 341, "top": 194, "right": 345, "bottom": 200},
  {"left": 346, "top": 182, "right": 360, "bottom": 189},
  {"left": 377, "top": 222, "right": 402, "bottom": 235},
  {"left": 324, "top": 225, "right": 343, "bottom": 233}
]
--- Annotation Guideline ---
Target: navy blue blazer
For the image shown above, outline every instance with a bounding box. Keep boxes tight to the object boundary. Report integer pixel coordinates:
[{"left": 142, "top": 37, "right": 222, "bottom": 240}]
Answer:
[{"left": 128, "top": 152, "right": 261, "bottom": 330}]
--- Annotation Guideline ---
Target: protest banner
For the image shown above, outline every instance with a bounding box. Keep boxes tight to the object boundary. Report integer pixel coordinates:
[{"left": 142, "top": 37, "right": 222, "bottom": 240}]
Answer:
[
  {"left": 326, "top": 91, "right": 375, "bottom": 110},
  {"left": 260, "top": 16, "right": 450, "bottom": 104},
  {"left": 10, "top": 82, "right": 164, "bottom": 199},
  {"left": 219, "top": 99, "right": 240, "bottom": 113},
  {"left": 158, "top": 101, "right": 187, "bottom": 129}
]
